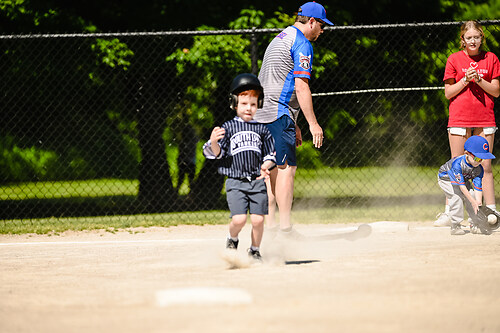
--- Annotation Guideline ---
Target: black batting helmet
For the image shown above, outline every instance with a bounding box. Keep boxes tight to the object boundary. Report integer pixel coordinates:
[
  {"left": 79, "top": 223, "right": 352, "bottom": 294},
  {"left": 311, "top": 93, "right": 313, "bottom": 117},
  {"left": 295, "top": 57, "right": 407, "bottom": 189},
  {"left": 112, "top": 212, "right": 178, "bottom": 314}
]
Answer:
[{"left": 228, "top": 73, "right": 264, "bottom": 110}]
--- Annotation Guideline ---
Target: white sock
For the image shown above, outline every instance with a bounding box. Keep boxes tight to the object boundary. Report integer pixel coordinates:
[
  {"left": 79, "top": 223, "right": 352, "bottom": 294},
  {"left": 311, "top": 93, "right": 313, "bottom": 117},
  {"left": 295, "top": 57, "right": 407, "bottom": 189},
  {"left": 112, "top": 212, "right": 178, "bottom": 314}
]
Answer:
[
  {"left": 250, "top": 246, "right": 259, "bottom": 251},
  {"left": 487, "top": 204, "right": 497, "bottom": 212},
  {"left": 228, "top": 235, "right": 238, "bottom": 242}
]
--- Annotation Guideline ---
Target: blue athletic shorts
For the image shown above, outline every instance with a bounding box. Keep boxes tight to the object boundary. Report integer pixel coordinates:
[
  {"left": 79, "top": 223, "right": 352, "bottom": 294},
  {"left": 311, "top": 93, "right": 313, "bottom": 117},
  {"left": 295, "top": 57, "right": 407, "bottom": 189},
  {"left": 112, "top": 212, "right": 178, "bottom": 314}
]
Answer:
[{"left": 266, "top": 115, "right": 296, "bottom": 166}]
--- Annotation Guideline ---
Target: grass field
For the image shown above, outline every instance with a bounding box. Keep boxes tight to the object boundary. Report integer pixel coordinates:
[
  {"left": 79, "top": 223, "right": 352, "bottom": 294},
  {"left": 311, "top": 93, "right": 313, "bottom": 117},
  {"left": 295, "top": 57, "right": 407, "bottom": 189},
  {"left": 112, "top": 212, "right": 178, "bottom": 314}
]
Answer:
[
  {"left": 0, "top": 166, "right": 444, "bottom": 200},
  {"left": 0, "top": 203, "right": 445, "bottom": 235},
  {"left": 1, "top": 166, "right": 498, "bottom": 234}
]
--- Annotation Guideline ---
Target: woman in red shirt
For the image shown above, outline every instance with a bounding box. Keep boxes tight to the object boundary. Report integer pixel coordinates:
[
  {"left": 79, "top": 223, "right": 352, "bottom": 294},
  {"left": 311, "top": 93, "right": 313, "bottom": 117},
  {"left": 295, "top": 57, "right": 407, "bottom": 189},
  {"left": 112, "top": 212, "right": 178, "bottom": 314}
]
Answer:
[{"left": 435, "top": 20, "right": 500, "bottom": 227}]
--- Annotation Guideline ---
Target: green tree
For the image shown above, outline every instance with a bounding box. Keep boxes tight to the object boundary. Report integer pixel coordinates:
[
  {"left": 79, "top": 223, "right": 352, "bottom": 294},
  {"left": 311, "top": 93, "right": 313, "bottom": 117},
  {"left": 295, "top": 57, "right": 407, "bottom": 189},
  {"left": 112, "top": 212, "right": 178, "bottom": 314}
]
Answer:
[
  {"left": 163, "top": 9, "right": 291, "bottom": 205},
  {"left": 2, "top": 0, "right": 498, "bottom": 215},
  {"left": 445, "top": 0, "right": 500, "bottom": 19}
]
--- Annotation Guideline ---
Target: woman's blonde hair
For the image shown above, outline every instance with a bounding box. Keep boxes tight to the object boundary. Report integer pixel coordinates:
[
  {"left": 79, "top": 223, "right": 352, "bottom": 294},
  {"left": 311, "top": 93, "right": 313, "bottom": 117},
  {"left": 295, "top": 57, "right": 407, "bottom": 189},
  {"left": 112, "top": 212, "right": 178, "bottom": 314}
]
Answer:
[{"left": 460, "top": 20, "right": 485, "bottom": 50}]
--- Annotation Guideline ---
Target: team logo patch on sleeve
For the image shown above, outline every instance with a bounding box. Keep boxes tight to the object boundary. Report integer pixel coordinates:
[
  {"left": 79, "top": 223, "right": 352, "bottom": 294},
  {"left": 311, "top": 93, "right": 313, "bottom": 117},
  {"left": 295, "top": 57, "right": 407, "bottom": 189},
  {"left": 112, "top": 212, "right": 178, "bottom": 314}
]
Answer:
[
  {"left": 276, "top": 32, "right": 287, "bottom": 39},
  {"left": 299, "top": 52, "right": 311, "bottom": 70}
]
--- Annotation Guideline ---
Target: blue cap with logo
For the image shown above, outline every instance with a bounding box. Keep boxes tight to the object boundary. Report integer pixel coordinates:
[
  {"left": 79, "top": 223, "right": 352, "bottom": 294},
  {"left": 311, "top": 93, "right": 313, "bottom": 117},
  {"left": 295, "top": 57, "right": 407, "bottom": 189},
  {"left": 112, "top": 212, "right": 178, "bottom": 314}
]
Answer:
[
  {"left": 298, "top": 2, "right": 334, "bottom": 26},
  {"left": 464, "top": 135, "right": 496, "bottom": 159}
]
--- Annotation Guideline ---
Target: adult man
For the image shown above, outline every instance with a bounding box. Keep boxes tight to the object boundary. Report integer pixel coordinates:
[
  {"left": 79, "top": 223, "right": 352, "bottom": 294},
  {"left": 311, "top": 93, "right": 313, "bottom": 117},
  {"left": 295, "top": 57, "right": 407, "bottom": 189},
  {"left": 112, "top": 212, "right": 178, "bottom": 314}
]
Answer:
[{"left": 255, "top": 2, "right": 333, "bottom": 236}]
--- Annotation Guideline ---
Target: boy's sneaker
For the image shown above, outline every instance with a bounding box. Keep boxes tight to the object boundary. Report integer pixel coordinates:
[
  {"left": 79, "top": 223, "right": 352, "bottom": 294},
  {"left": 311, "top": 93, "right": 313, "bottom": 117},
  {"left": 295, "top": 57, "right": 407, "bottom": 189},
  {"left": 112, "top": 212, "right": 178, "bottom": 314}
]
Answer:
[
  {"left": 226, "top": 238, "right": 239, "bottom": 250},
  {"left": 434, "top": 212, "right": 452, "bottom": 227},
  {"left": 470, "top": 222, "right": 492, "bottom": 235},
  {"left": 247, "top": 248, "right": 262, "bottom": 261},
  {"left": 470, "top": 223, "right": 481, "bottom": 234},
  {"left": 450, "top": 223, "right": 465, "bottom": 235}
]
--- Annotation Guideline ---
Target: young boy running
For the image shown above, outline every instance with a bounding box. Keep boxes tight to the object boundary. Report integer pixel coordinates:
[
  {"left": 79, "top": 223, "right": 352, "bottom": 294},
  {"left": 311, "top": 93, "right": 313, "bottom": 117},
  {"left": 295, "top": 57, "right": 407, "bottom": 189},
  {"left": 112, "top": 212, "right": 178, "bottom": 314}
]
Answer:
[
  {"left": 203, "top": 73, "right": 276, "bottom": 260},
  {"left": 438, "top": 135, "right": 496, "bottom": 235}
]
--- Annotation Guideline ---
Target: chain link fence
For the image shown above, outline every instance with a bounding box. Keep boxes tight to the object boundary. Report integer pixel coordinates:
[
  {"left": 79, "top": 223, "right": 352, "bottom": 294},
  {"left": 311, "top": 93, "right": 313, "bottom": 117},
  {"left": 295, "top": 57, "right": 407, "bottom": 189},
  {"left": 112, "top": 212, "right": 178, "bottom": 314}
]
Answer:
[{"left": 1, "top": 21, "right": 500, "bottom": 226}]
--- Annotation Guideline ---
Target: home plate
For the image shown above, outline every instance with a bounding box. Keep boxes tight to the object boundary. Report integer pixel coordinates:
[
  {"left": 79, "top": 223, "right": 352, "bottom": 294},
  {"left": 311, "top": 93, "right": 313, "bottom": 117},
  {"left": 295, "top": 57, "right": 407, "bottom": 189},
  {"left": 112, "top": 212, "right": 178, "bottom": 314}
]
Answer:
[
  {"left": 155, "top": 287, "right": 253, "bottom": 307},
  {"left": 369, "top": 221, "right": 409, "bottom": 233}
]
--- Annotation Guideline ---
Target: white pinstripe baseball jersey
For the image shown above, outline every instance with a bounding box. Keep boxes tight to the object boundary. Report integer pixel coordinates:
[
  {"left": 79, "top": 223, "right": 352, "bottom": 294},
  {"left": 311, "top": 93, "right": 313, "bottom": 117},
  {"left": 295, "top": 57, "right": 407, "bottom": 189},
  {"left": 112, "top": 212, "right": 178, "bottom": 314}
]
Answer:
[{"left": 203, "top": 117, "right": 276, "bottom": 179}]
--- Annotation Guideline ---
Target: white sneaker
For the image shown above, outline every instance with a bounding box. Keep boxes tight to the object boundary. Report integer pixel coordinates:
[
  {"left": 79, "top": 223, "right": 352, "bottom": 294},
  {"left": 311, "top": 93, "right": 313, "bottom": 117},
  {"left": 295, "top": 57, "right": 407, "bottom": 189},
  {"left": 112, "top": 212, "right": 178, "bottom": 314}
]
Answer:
[
  {"left": 470, "top": 223, "right": 481, "bottom": 234},
  {"left": 434, "top": 212, "right": 452, "bottom": 227}
]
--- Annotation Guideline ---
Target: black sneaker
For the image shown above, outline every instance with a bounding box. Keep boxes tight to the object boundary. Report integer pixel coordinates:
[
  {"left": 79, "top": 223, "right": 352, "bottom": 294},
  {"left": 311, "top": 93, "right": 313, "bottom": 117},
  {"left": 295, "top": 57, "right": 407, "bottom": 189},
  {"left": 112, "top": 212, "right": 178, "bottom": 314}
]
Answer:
[
  {"left": 226, "top": 238, "right": 238, "bottom": 249},
  {"left": 247, "top": 248, "right": 262, "bottom": 261}
]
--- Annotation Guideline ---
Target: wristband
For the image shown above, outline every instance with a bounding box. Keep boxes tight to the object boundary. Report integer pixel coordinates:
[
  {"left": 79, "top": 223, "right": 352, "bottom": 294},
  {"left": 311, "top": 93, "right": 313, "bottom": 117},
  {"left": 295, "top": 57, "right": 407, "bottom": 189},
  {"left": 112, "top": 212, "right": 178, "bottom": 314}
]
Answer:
[
  {"left": 476, "top": 75, "right": 482, "bottom": 83},
  {"left": 462, "top": 77, "right": 468, "bottom": 86}
]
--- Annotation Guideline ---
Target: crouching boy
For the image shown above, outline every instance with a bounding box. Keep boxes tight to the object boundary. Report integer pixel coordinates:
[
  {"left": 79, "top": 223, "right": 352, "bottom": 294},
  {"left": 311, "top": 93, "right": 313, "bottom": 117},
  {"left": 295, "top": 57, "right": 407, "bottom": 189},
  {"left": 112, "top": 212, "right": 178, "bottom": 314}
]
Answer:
[{"left": 438, "top": 135, "right": 495, "bottom": 235}]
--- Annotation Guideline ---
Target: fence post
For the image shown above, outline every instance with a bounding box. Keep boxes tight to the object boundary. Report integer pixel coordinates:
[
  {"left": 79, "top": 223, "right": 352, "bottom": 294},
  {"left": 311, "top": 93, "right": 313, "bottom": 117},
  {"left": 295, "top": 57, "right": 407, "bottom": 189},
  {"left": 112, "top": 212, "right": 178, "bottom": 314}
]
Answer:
[{"left": 251, "top": 27, "right": 258, "bottom": 75}]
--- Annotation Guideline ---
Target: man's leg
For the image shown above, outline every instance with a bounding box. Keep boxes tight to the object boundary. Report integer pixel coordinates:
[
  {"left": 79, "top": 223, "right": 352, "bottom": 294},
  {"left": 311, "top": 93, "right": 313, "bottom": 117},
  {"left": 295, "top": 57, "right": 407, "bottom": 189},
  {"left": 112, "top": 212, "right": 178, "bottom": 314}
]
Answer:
[
  {"left": 264, "top": 115, "right": 297, "bottom": 230},
  {"left": 275, "top": 163, "right": 297, "bottom": 230},
  {"left": 265, "top": 167, "right": 278, "bottom": 228}
]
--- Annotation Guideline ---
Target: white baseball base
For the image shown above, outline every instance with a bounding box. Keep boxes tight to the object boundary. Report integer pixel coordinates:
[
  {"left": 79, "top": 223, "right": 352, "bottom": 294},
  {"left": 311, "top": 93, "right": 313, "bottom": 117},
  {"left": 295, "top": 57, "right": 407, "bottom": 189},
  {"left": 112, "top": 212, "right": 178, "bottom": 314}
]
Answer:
[{"left": 368, "top": 221, "right": 410, "bottom": 233}]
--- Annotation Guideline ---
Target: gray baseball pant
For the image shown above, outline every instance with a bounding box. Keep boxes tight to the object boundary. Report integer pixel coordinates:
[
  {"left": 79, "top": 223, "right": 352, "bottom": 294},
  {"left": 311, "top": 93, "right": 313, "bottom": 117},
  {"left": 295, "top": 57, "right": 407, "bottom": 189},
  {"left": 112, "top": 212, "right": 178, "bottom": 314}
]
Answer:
[{"left": 438, "top": 178, "right": 476, "bottom": 225}]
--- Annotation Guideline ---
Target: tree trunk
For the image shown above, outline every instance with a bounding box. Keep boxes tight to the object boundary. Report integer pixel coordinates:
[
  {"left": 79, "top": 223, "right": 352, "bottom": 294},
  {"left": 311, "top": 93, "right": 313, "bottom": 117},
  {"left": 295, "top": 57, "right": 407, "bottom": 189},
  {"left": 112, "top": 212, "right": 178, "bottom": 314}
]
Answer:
[
  {"left": 135, "top": 75, "right": 176, "bottom": 212},
  {"left": 188, "top": 159, "right": 225, "bottom": 211}
]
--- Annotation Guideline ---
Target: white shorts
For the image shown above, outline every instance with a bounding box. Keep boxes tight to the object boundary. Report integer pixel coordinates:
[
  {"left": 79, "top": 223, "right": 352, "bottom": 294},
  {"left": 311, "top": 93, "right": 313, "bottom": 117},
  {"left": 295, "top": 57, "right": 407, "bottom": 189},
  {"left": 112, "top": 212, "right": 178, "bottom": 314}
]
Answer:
[{"left": 448, "top": 127, "right": 498, "bottom": 136}]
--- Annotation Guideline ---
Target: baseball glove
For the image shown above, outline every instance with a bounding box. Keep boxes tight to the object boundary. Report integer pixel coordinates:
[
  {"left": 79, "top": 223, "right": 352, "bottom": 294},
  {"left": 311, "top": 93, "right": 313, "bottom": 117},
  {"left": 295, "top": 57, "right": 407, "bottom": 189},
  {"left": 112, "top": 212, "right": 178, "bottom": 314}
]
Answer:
[{"left": 474, "top": 206, "right": 500, "bottom": 234}]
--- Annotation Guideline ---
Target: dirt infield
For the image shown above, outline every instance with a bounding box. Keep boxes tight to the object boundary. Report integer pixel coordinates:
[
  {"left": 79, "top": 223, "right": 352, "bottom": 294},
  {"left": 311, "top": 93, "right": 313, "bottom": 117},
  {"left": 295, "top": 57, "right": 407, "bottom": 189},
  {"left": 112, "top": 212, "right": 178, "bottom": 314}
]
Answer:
[{"left": 1, "top": 222, "right": 500, "bottom": 333}]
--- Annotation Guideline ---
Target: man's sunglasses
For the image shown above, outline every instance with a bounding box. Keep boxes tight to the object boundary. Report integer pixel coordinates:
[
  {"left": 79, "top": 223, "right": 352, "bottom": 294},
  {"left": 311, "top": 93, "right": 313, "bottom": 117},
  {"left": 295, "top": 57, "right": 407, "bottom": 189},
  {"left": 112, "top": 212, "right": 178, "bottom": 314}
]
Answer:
[{"left": 315, "top": 18, "right": 326, "bottom": 29}]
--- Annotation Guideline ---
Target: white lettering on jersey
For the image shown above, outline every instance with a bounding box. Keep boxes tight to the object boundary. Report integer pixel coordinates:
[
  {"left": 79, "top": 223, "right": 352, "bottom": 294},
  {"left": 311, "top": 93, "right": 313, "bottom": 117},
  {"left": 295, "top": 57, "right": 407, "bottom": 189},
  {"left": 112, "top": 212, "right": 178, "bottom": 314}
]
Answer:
[{"left": 230, "top": 131, "right": 261, "bottom": 155}]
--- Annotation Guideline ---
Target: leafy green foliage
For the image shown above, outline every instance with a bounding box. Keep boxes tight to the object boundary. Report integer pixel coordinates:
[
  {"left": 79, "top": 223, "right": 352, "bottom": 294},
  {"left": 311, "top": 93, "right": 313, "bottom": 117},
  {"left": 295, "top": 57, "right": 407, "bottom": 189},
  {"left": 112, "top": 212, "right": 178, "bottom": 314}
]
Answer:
[
  {"left": 0, "top": 0, "right": 58, "bottom": 26},
  {"left": 164, "top": 8, "right": 293, "bottom": 134},
  {"left": 324, "top": 110, "right": 357, "bottom": 140},
  {"left": 1, "top": 1, "right": 499, "bottom": 205},
  {"left": 90, "top": 38, "right": 134, "bottom": 70},
  {"left": 452, "top": 0, "right": 500, "bottom": 20},
  {"left": 166, "top": 27, "right": 251, "bottom": 130},
  {"left": 229, "top": 8, "right": 293, "bottom": 29},
  {"left": 296, "top": 141, "right": 324, "bottom": 169},
  {"left": 0, "top": 134, "right": 103, "bottom": 182},
  {"left": 0, "top": 135, "right": 57, "bottom": 181}
]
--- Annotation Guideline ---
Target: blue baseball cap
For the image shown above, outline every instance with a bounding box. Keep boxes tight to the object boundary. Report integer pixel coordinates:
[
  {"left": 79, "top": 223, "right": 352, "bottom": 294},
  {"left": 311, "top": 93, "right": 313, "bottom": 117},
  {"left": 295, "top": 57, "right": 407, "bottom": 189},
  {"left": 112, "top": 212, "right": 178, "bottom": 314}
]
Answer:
[
  {"left": 298, "top": 2, "right": 334, "bottom": 26},
  {"left": 464, "top": 135, "right": 496, "bottom": 159}
]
